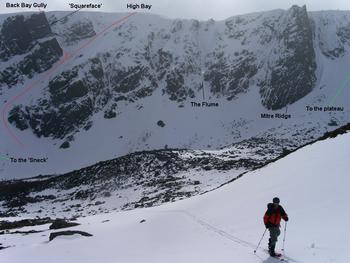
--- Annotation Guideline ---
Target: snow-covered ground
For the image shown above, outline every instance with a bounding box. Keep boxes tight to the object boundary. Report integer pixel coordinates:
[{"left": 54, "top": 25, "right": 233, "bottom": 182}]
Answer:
[{"left": 1, "top": 130, "right": 349, "bottom": 263}]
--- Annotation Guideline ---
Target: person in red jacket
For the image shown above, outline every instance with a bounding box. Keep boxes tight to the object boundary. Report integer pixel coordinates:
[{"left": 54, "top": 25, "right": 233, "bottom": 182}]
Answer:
[{"left": 263, "top": 197, "right": 289, "bottom": 257}]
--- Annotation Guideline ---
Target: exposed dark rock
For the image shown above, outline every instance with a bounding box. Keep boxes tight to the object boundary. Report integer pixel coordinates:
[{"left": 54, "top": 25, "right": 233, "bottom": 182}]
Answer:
[
  {"left": 60, "top": 141, "right": 70, "bottom": 149},
  {"left": 322, "top": 47, "right": 345, "bottom": 59},
  {"left": 225, "top": 18, "right": 247, "bottom": 39},
  {"left": 25, "top": 12, "right": 52, "bottom": 40},
  {"left": 19, "top": 38, "right": 62, "bottom": 77},
  {"left": 63, "top": 20, "right": 96, "bottom": 44},
  {"left": 49, "top": 219, "right": 80, "bottom": 230},
  {"left": 1, "top": 192, "right": 56, "bottom": 208},
  {"left": 112, "top": 66, "right": 150, "bottom": 93},
  {"left": 319, "top": 123, "right": 350, "bottom": 140},
  {"left": 260, "top": 5, "right": 316, "bottom": 110},
  {"left": 104, "top": 109, "right": 117, "bottom": 119},
  {"left": 8, "top": 57, "right": 105, "bottom": 139},
  {"left": 0, "top": 37, "right": 63, "bottom": 86},
  {"left": 0, "top": 243, "right": 9, "bottom": 250},
  {"left": 0, "top": 15, "right": 33, "bottom": 59},
  {"left": 157, "top": 120, "right": 165, "bottom": 127},
  {"left": 319, "top": 23, "right": 350, "bottom": 59},
  {"left": 74, "top": 190, "right": 93, "bottom": 199},
  {"left": 337, "top": 25, "right": 350, "bottom": 44},
  {"left": 204, "top": 51, "right": 257, "bottom": 100},
  {"left": 0, "top": 13, "right": 62, "bottom": 87},
  {"left": 103, "top": 192, "right": 112, "bottom": 197},
  {"left": 328, "top": 119, "right": 338, "bottom": 127},
  {"left": 165, "top": 70, "right": 187, "bottom": 102},
  {"left": 0, "top": 218, "right": 53, "bottom": 231},
  {"left": 49, "top": 230, "right": 93, "bottom": 241},
  {"left": 8, "top": 105, "right": 29, "bottom": 131},
  {"left": 0, "top": 13, "right": 51, "bottom": 61},
  {"left": 3, "top": 229, "right": 44, "bottom": 235},
  {"left": 0, "top": 211, "right": 18, "bottom": 217}
]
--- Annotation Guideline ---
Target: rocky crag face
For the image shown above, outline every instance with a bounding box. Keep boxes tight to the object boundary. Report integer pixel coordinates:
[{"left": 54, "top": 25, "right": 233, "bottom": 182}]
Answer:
[
  {"left": 258, "top": 5, "right": 316, "bottom": 110},
  {"left": 0, "top": 6, "right": 321, "bottom": 142},
  {"left": 0, "top": 12, "right": 63, "bottom": 87}
]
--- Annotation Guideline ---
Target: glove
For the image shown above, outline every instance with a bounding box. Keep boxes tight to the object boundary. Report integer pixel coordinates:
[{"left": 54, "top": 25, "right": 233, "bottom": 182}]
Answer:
[
  {"left": 265, "top": 223, "right": 271, "bottom": 228},
  {"left": 285, "top": 217, "right": 289, "bottom": 222}
]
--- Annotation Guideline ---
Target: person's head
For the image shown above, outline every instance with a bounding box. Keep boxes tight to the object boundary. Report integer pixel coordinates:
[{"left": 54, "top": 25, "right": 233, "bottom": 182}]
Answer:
[{"left": 272, "top": 197, "right": 280, "bottom": 208}]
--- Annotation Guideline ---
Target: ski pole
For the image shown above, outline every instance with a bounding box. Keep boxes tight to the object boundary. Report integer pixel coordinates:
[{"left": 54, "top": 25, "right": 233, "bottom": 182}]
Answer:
[
  {"left": 254, "top": 228, "right": 267, "bottom": 254},
  {"left": 282, "top": 221, "right": 287, "bottom": 253}
]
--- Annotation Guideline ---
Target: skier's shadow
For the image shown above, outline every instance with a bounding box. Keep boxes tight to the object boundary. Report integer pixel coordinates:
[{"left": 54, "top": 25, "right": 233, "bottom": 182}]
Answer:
[
  {"left": 254, "top": 253, "right": 280, "bottom": 263},
  {"left": 253, "top": 253, "right": 280, "bottom": 263},
  {"left": 261, "top": 258, "right": 278, "bottom": 263},
  {"left": 262, "top": 255, "right": 290, "bottom": 263}
]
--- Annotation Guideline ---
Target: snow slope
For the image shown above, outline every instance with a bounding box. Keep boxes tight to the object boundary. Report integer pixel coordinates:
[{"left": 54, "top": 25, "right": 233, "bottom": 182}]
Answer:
[{"left": 1, "top": 129, "right": 349, "bottom": 262}]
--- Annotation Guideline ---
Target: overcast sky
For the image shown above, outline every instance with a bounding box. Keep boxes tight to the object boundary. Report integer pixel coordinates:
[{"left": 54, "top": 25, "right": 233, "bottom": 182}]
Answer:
[{"left": 1, "top": 0, "right": 350, "bottom": 20}]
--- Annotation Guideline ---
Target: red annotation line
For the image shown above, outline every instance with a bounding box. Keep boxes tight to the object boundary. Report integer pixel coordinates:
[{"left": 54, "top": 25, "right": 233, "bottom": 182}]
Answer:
[{"left": 1, "top": 12, "right": 137, "bottom": 147}]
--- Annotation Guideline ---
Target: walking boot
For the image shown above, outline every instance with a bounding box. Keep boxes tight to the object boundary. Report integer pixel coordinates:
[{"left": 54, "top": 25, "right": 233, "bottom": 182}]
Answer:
[{"left": 269, "top": 244, "right": 276, "bottom": 257}]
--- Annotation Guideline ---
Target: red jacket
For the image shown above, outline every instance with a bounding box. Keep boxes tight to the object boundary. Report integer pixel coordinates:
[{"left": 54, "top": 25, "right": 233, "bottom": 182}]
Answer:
[{"left": 263, "top": 203, "right": 288, "bottom": 227}]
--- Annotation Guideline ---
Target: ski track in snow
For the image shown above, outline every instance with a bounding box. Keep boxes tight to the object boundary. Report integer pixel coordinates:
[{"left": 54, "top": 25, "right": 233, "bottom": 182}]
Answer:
[
  {"left": 1, "top": 131, "right": 349, "bottom": 262},
  {"left": 156, "top": 209, "right": 304, "bottom": 263}
]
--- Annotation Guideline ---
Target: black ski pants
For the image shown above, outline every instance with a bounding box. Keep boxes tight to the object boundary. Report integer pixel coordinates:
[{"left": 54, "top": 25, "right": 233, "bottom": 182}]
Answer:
[{"left": 268, "top": 226, "right": 280, "bottom": 250}]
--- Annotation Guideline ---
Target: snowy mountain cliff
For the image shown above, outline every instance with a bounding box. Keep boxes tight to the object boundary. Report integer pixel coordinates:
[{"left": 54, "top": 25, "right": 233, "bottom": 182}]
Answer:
[
  {"left": 1, "top": 5, "right": 350, "bottom": 179},
  {"left": 0, "top": 5, "right": 349, "bottom": 209}
]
